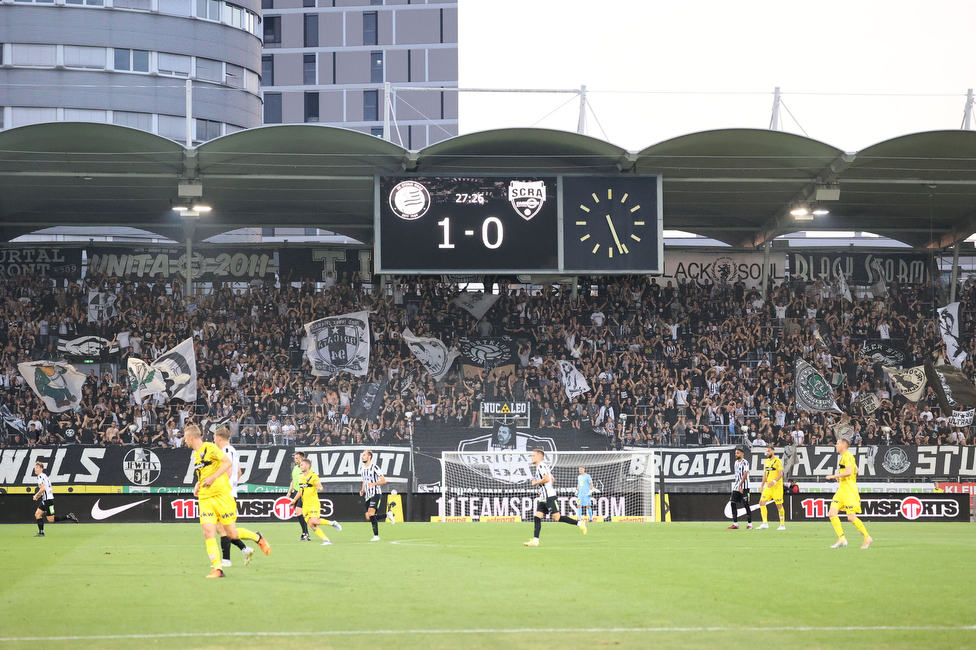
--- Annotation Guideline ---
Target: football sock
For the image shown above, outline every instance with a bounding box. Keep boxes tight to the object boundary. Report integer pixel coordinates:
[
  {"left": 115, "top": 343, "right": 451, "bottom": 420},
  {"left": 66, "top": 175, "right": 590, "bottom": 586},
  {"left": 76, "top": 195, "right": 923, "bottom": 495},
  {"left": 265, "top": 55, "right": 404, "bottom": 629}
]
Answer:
[
  {"left": 36, "top": 518, "right": 44, "bottom": 533},
  {"left": 830, "top": 516, "right": 845, "bottom": 539},
  {"left": 561, "top": 516, "right": 579, "bottom": 526},
  {"left": 231, "top": 538, "right": 246, "bottom": 550},
  {"left": 586, "top": 507, "right": 593, "bottom": 520},
  {"left": 298, "top": 515, "right": 309, "bottom": 535},
  {"left": 205, "top": 537, "right": 221, "bottom": 570},
  {"left": 315, "top": 528, "right": 328, "bottom": 541},
  {"left": 236, "top": 528, "right": 259, "bottom": 541},
  {"left": 370, "top": 515, "right": 379, "bottom": 536},
  {"left": 53, "top": 515, "right": 69, "bottom": 522},
  {"left": 731, "top": 503, "right": 738, "bottom": 523},
  {"left": 533, "top": 516, "right": 542, "bottom": 538},
  {"left": 761, "top": 505, "right": 768, "bottom": 523},
  {"left": 221, "top": 535, "right": 232, "bottom": 560},
  {"left": 778, "top": 508, "right": 786, "bottom": 526},
  {"left": 851, "top": 517, "right": 869, "bottom": 537},
  {"left": 745, "top": 502, "right": 752, "bottom": 523}
]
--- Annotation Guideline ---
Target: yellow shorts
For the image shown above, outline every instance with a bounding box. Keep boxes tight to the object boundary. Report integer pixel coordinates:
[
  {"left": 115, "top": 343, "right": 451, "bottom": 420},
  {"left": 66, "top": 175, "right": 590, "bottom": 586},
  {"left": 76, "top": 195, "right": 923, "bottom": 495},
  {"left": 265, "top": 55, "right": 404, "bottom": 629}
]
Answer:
[
  {"left": 831, "top": 491, "right": 861, "bottom": 515},
  {"left": 199, "top": 492, "right": 238, "bottom": 525},
  {"left": 303, "top": 507, "right": 320, "bottom": 521},
  {"left": 760, "top": 487, "right": 784, "bottom": 505}
]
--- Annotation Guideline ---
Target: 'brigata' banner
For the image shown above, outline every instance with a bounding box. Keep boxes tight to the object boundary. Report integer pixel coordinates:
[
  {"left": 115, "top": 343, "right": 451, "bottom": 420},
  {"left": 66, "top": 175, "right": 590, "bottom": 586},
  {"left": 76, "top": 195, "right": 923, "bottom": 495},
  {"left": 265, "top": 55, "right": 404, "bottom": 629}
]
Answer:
[
  {"left": 0, "top": 247, "right": 82, "bottom": 279},
  {"left": 787, "top": 252, "right": 930, "bottom": 285},
  {"left": 0, "top": 445, "right": 409, "bottom": 492},
  {"left": 277, "top": 248, "right": 374, "bottom": 283},
  {"left": 86, "top": 247, "right": 276, "bottom": 282}
]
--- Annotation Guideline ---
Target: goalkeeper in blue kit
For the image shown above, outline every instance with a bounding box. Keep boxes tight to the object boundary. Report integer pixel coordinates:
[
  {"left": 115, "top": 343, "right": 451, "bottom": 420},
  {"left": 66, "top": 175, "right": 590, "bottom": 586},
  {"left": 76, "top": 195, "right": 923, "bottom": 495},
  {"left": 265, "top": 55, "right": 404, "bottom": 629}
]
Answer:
[{"left": 577, "top": 466, "right": 594, "bottom": 522}]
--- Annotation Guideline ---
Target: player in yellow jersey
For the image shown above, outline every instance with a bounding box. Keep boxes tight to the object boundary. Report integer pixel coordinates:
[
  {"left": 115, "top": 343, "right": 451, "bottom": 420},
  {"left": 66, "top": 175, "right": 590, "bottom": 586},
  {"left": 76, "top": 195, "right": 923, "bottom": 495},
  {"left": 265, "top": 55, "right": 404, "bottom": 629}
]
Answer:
[
  {"left": 825, "top": 437, "right": 872, "bottom": 549},
  {"left": 184, "top": 425, "right": 271, "bottom": 578},
  {"left": 756, "top": 444, "right": 786, "bottom": 530},
  {"left": 289, "top": 458, "right": 342, "bottom": 545}
]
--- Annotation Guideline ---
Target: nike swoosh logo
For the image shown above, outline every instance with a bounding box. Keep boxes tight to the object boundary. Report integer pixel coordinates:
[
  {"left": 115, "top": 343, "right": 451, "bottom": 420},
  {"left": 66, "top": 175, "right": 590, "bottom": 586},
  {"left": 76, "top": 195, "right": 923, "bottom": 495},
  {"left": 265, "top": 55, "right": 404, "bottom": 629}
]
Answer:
[{"left": 90, "top": 498, "right": 151, "bottom": 521}]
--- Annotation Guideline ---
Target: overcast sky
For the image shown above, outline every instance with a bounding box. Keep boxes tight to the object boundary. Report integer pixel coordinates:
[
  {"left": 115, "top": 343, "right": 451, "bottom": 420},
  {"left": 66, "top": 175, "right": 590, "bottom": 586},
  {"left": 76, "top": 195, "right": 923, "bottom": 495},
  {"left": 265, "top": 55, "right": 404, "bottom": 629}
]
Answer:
[{"left": 457, "top": 0, "right": 976, "bottom": 152}]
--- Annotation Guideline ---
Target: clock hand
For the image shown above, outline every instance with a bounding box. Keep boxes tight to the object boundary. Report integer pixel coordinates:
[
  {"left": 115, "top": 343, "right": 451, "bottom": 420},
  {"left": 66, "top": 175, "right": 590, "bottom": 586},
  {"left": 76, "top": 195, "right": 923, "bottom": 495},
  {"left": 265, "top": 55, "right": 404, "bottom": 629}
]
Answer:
[{"left": 606, "top": 214, "right": 624, "bottom": 254}]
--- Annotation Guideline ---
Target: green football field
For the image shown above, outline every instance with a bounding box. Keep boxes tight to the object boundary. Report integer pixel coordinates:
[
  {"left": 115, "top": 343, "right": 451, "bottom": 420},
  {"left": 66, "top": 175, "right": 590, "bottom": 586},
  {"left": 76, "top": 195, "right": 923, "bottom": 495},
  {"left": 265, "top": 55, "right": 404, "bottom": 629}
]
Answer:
[{"left": 0, "top": 521, "right": 973, "bottom": 649}]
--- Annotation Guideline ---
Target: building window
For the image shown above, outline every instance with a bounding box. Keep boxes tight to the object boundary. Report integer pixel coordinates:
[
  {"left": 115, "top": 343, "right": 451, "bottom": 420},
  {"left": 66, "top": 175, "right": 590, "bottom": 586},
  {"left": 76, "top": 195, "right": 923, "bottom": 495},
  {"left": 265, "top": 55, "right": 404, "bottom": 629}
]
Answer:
[
  {"left": 363, "top": 89, "right": 378, "bottom": 121},
  {"left": 370, "top": 0, "right": 382, "bottom": 4},
  {"left": 158, "top": 53, "right": 191, "bottom": 77},
  {"left": 195, "top": 0, "right": 220, "bottom": 21},
  {"left": 305, "top": 92, "right": 319, "bottom": 123},
  {"left": 371, "top": 126, "right": 383, "bottom": 137},
  {"left": 261, "top": 227, "right": 275, "bottom": 236},
  {"left": 66, "top": 0, "right": 104, "bottom": 6},
  {"left": 64, "top": 46, "right": 106, "bottom": 70},
  {"left": 363, "top": 11, "right": 377, "bottom": 46},
  {"left": 303, "top": 54, "right": 316, "bottom": 85},
  {"left": 195, "top": 57, "right": 222, "bottom": 82},
  {"left": 304, "top": 14, "right": 318, "bottom": 47},
  {"left": 114, "top": 111, "right": 153, "bottom": 132},
  {"left": 196, "top": 119, "right": 221, "bottom": 142},
  {"left": 115, "top": 49, "right": 149, "bottom": 72},
  {"left": 261, "top": 0, "right": 271, "bottom": 7},
  {"left": 225, "top": 63, "right": 244, "bottom": 88},
  {"left": 11, "top": 44, "right": 57, "bottom": 67},
  {"left": 264, "top": 16, "right": 281, "bottom": 47},
  {"left": 264, "top": 93, "right": 282, "bottom": 123},
  {"left": 262, "top": 55, "right": 274, "bottom": 86},
  {"left": 370, "top": 51, "right": 383, "bottom": 84},
  {"left": 303, "top": 0, "right": 314, "bottom": 6}
]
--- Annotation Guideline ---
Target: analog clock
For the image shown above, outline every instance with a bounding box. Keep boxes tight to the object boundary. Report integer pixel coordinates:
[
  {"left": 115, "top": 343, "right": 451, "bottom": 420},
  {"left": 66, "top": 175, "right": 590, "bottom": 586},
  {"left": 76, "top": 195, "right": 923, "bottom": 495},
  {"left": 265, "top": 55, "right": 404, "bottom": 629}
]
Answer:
[{"left": 562, "top": 175, "right": 662, "bottom": 273}]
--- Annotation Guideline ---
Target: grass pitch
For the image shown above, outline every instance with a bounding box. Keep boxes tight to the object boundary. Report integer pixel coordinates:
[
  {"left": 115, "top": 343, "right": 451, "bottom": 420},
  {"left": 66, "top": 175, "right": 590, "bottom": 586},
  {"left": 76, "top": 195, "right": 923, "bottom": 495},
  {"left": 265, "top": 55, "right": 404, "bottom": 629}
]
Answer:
[{"left": 0, "top": 521, "right": 973, "bottom": 649}]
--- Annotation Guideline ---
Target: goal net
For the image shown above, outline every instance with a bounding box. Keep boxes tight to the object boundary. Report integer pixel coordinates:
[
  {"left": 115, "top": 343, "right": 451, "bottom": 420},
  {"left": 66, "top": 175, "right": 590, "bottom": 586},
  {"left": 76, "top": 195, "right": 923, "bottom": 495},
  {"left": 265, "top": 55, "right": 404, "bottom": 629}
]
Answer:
[{"left": 439, "top": 450, "right": 657, "bottom": 521}]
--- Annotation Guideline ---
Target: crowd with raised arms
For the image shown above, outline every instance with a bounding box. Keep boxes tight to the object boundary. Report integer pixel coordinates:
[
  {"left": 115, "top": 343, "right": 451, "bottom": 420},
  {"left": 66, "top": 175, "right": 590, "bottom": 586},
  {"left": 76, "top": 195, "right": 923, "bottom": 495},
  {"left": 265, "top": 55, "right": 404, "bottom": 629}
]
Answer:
[{"left": 0, "top": 266, "right": 974, "bottom": 449}]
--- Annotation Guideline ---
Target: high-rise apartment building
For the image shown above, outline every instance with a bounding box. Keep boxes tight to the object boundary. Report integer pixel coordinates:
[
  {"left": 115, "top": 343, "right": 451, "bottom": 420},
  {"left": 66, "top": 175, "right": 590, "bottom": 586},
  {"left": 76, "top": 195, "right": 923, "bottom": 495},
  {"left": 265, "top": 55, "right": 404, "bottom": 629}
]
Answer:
[
  {"left": 260, "top": 0, "right": 457, "bottom": 147},
  {"left": 0, "top": 0, "right": 264, "bottom": 142}
]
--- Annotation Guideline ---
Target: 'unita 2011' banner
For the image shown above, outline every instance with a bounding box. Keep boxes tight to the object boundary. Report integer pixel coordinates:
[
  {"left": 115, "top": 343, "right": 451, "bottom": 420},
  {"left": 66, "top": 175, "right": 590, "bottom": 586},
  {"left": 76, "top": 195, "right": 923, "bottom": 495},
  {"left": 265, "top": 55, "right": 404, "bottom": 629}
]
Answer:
[{"left": 86, "top": 247, "right": 275, "bottom": 282}]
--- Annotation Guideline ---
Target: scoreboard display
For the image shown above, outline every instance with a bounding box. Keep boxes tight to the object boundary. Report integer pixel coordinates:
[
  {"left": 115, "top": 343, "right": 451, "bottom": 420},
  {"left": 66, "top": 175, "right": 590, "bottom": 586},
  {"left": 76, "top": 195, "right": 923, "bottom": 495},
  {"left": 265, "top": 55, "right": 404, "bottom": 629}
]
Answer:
[{"left": 375, "top": 174, "right": 662, "bottom": 275}]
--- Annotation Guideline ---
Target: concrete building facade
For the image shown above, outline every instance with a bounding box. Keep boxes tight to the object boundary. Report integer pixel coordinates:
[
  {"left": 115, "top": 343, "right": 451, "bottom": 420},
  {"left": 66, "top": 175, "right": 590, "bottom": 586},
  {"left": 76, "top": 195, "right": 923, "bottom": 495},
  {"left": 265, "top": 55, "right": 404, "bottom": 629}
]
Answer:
[
  {"left": 0, "top": 0, "right": 264, "bottom": 142},
  {"left": 260, "top": 0, "right": 458, "bottom": 148}
]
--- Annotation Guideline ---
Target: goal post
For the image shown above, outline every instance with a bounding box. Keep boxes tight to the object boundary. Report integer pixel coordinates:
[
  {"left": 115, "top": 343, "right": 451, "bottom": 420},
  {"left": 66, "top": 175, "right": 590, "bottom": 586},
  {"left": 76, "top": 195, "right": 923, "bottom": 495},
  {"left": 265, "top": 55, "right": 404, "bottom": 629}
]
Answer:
[{"left": 439, "top": 450, "right": 658, "bottom": 522}]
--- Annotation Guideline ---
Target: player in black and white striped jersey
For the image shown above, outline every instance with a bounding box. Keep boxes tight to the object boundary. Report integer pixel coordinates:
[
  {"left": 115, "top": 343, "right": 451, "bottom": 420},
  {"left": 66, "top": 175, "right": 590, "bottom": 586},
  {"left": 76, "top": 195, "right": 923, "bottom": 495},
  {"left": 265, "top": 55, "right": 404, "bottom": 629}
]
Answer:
[
  {"left": 32, "top": 461, "right": 78, "bottom": 537},
  {"left": 360, "top": 449, "right": 395, "bottom": 541},
  {"left": 728, "top": 446, "right": 753, "bottom": 530},
  {"left": 215, "top": 428, "right": 256, "bottom": 567},
  {"left": 524, "top": 449, "right": 586, "bottom": 547}
]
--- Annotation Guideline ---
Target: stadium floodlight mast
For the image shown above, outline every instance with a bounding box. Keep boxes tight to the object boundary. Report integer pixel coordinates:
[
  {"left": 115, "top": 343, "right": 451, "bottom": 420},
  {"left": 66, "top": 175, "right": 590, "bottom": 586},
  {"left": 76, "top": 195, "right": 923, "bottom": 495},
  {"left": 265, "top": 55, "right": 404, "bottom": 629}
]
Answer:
[{"left": 173, "top": 202, "right": 211, "bottom": 296}]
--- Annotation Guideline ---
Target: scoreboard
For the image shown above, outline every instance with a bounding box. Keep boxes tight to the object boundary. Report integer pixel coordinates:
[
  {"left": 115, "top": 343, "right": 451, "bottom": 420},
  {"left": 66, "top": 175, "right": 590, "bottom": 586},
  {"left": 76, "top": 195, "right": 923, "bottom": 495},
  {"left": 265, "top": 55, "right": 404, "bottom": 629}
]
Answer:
[{"left": 375, "top": 174, "right": 662, "bottom": 275}]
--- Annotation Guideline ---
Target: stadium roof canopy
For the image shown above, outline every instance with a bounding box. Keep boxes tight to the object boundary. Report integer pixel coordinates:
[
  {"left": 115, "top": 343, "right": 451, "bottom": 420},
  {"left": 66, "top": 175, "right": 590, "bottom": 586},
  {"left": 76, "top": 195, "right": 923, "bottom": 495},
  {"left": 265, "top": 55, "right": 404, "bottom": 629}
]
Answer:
[{"left": 1, "top": 122, "right": 976, "bottom": 249}]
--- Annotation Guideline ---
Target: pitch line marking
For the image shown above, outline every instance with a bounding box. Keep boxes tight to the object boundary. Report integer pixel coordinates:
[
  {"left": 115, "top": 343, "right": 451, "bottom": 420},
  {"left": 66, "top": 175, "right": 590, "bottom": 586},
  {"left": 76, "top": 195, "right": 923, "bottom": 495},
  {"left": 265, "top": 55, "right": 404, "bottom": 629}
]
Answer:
[{"left": 2, "top": 625, "right": 974, "bottom": 642}]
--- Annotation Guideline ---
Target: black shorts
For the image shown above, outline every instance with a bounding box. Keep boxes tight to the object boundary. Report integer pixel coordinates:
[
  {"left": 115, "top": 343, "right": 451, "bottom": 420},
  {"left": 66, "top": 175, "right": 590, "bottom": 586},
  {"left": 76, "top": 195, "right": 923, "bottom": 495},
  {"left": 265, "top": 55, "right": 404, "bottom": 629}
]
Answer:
[
  {"left": 294, "top": 496, "right": 304, "bottom": 511},
  {"left": 40, "top": 499, "right": 55, "bottom": 516},
  {"left": 536, "top": 496, "right": 559, "bottom": 516},
  {"left": 364, "top": 495, "right": 382, "bottom": 513},
  {"left": 729, "top": 490, "right": 750, "bottom": 504}
]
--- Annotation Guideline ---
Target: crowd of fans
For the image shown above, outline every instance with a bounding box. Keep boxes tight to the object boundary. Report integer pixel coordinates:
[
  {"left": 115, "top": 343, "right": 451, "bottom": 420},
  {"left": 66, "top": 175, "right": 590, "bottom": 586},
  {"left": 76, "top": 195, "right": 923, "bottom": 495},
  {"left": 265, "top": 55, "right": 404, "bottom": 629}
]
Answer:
[{"left": 1, "top": 265, "right": 975, "bottom": 450}]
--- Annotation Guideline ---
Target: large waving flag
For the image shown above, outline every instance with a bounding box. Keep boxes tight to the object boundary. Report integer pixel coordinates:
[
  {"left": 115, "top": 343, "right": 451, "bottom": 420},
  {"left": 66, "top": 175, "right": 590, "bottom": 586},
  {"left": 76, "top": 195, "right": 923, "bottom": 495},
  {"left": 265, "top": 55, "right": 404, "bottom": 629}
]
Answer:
[
  {"left": 794, "top": 359, "right": 842, "bottom": 413},
  {"left": 937, "top": 302, "right": 967, "bottom": 368},
  {"left": 402, "top": 328, "right": 459, "bottom": 382},
  {"left": 129, "top": 337, "right": 198, "bottom": 403},
  {"left": 453, "top": 292, "right": 500, "bottom": 320},
  {"left": 127, "top": 357, "right": 167, "bottom": 402},
  {"left": 18, "top": 361, "right": 86, "bottom": 413},
  {"left": 87, "top": 291, "right": 119, "bottom": 323},
  {"left": 557, "top": 360, "right": 591, "bottom": 401},
  {"left": 304, "top": 311, "right": 371, "bottom": 377}
]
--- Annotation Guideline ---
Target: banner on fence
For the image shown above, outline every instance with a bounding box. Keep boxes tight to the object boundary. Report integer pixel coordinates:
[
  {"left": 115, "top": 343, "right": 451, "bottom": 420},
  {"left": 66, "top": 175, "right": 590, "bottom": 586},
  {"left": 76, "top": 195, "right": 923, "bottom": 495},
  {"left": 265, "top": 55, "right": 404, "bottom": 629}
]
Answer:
[
  {"left": 787, "top": 252, "right": 930, "bottom": 285},
  {"left": 86, "top": 247, "right": 275, "bottom": 282},
  {"left": 0, "top": 247, "right": 82, "bottom": 279}
]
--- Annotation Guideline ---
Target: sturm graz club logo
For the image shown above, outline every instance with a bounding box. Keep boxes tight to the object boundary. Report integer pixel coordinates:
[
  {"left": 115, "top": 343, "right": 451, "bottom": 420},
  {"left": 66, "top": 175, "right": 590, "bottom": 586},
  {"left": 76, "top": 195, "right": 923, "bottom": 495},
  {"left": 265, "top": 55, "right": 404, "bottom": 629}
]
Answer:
[
  {"left": 122, "top": 448, "right": 161, "bottom": 486},
  {"left": 508, "top": 180, "right": 547, "bottom": 221},
  {"left": 460, "top": 338, "right": 514, "bottom": 368},
  {"left": 881, "top": 447, "right": 912, "bottom": 474},
  {"left": 796, "top": 362, "right": 836, "bottom": 411},
  {"left": 388, "top": 180, "right": 431, "bottom": 220}
]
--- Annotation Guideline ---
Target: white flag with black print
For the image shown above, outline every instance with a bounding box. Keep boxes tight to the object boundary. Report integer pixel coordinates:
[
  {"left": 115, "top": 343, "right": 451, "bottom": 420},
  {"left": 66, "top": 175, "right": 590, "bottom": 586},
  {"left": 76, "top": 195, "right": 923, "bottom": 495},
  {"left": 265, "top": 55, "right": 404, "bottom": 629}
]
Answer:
[
  {"left": 127, "top": 357, "right": 167, "bottom": 402},
  {"left": 869, "top": 258, "right": 888, "bottom": 298},
  {"left": 952, "top": 409, "right": 975, "bottom": 428},
  {"left": 304, "top": 310, "right": 371, "bottom": 377},
  {"left": 883, "top": 365, "right": 927, "bottom": 402},
  {"left": 148, "top": 337, "right": 198, "bottom": 402},
  {"left": 18, "top": 361, "right": 87, "bottom": 413},
  {"left": 87, "top": 291, "right": 119, "bottom": 323},
  {"left": 856, "top": 392, "right": 881, "bottom": 415},
  {"left": 453, "top": 292, "right": 500, "bottom": 320},
  {"left": 794, "top": 358, "right": 843, "bottom": 413},
  {"left": 937, "top": 302, "right": 967, "bottom": 368},
  {"left": 837, "top": 272, "right": 852, "bottom": 302},
  {"left": 556, "top": 360, "right": 591, "bottom": 401},
  {"left": 402, "top": 328, "right": 459, "bottom": 382}
]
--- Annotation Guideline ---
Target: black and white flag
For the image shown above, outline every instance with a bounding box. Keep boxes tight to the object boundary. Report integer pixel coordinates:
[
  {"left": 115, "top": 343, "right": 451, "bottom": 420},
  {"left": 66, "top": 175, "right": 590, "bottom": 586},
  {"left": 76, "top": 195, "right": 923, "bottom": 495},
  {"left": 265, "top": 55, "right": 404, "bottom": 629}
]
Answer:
[
  {"left": 837, "top": 273, "right": 852, "bottom": 302},
  {"left": 861, "top": 339, "right": 913, "bottom": 367},
  {"left": 883, "top": 365, "right": 927, "bottom": 402},
  {"left": 0, "top": 404, "right": 26, "bottom": 434},
  {"left": 349, "top": 378, "right": 388, "bottom": 421},
  {"left": 924, "top": 362, "right": 976, "bottom": 416},
  {"left": 402, "top": 328, "right": 459, "bottom": 382},
  {"left": 453, "top": 292, "right": 500, "bottom": 320},
  {"left": 794, "top": 359, "right": 843, "bottom": 413},
  {"left": 937, "top": 302, "right": 967, "bottom": 368},
  {"left": 304, "top": 311, "right": 371, "bottom": 377},
  {"left": 869, "top": 258, "right": 888, "bottom": 298},
  {"left": 459, "top": 337, "right": 517, "bottom": 370},
  {"left": 148, "top": 337, "right": 198, "bottom": 402},
  {"left": 952, "top": 409, "right": 975, "bottom": 428},
  {"left": 87, "top": 291, "right": 119, "bottom": 323},
  {"left": 556, "top": 360, "right": 591, "bottom": 401},
  {"left": 856, "top": 392, "right": 881, "bottom": 415},
  {"left": 58, "top": 336, "right": 120, "bottom": 358}
]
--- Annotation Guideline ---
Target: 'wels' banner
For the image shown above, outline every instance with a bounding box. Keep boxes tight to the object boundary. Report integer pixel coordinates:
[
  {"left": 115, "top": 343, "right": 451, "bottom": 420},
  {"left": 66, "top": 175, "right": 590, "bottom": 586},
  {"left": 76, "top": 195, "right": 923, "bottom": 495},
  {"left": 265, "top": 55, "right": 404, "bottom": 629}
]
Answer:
[
  {"left": 0, "top": 247, "right": 82, "bottom": 279},
  {"left": 86, "top": 247, "right": 275, "bottom": 282},
  {"left": 788, "top": 252, "right": 930, "bottom": 285}
]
